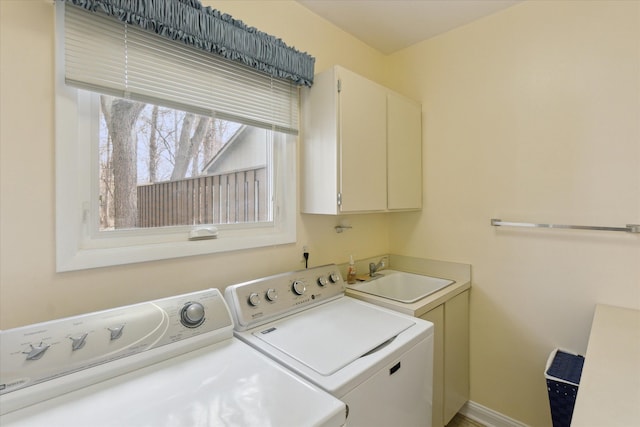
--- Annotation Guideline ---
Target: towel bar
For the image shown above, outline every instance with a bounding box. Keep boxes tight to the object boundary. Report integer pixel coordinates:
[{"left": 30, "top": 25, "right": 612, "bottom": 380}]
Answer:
[{"left": 490, "top": 219, "right": 640, "bottom": 234}]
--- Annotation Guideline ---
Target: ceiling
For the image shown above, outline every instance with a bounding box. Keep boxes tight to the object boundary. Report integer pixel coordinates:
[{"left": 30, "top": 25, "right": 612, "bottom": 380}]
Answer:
[{"left": 297, "top": 0, "right": 522, "bottom": 55}]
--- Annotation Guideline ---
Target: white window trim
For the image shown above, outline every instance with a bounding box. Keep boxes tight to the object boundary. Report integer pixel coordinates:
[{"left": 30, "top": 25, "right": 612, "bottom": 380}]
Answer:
[{"left": 54, "top": 9, "right": 296, "bottom": 272}]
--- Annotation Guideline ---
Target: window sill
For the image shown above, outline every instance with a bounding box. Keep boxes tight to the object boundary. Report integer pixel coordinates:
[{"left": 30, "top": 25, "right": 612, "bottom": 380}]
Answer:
[{"left": 56, "top": 225, "right": 295, "bottom": 272}]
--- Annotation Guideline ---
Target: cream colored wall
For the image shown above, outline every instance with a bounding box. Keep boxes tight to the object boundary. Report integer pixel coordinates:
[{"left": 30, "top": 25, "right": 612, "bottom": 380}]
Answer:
[
  {"left": 2, "top": 1, "right": 638, "bottom": 425},
  {"left": 0, "top": 0, "right": 388, "bottom": 329},
  {"left": 387, "top": 1, "right": 640, "bottom": 425}
]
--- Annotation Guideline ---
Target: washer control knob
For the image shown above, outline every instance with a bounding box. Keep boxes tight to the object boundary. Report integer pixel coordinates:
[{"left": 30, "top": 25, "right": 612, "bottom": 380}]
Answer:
[
  {"left": 329, "top": 272, "right": 340, "bottom": 283},
  {"left": 70, "top": 333, "right": 88, "bottom": 351},
  {"left": 180, "top": 302, "right": 205, "bottom": 328},
  {"left": 317, "top": 276, "right": 328, "bottom": 287},
  {"left": 265, "top": 288, "right": 278, "bottom": 302},
  {"left": 23, "top": 342, "right": 50, "bottom": 361},
  {"left": 248, "top": 292, "right": 261, "bottom": 307},
  {"left": 108, "top": 325, "right": 125, "bottom": 340},
  {"left": 292, "top": 280, "right": 306, "bottom": 296}
]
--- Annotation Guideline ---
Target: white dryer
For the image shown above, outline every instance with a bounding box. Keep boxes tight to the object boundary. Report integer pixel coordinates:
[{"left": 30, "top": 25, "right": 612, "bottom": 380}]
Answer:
[
  {"left": 225, "top": 264, "right": 434, "bottom": 427},
  {"left": 0, "top": 289, "right": 346, "bottom": 426}
]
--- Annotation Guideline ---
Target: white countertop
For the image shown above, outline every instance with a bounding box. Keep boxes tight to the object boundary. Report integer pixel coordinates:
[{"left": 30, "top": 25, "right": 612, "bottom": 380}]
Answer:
[
  {"left": 571, "top": 304, "right": 640, "bottom": 427},
  {"left": 343, "top": 255, "right": 471, "bottom": 317}
]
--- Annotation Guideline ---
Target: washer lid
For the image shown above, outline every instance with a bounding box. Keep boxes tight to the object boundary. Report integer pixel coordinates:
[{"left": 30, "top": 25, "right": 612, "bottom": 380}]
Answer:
[{"left": 252, "top": 298, "right": 415, "bottom": 376}]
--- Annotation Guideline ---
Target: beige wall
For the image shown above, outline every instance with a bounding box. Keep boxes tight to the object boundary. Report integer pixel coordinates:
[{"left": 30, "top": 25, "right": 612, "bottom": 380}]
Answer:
[
  {"left": 387, "top": 1, "right": 640, "bottom": 425},
  {"left": 1, "top": 1, "right": 638, "bottom": 426},
  {"left": 0, "top": 0, "right": 388, "bottom": 328}
]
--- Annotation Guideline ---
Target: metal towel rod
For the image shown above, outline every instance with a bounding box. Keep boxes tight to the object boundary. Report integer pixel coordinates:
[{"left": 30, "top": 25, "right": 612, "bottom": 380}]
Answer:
[{"left": 491, "top": 219, "right": 640, "bottom": 234}]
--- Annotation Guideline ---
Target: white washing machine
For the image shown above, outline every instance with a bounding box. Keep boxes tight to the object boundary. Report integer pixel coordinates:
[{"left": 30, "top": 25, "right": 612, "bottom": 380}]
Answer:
[
  {"left": 0, "top": 289, "right": 346, "bottom": 426},
  {"left": 225, "top": 264, "right": 434, "bottom": 427}
]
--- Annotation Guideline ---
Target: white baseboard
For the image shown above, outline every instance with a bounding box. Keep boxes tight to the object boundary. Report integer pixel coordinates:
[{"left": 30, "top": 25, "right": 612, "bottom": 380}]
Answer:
[{"left": 458, "top": 401, "right": 529, "bottom": 427}]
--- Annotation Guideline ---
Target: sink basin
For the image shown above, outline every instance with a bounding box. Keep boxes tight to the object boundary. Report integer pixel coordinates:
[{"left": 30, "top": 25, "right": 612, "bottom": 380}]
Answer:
[{"left": 347, "top": 270, "right": 455, "bottom": 303}]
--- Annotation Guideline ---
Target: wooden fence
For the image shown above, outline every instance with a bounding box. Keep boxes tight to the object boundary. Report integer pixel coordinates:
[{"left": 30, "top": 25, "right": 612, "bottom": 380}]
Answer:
[{"left": 137, "top": 167, "right": 267, "bottom": 227}]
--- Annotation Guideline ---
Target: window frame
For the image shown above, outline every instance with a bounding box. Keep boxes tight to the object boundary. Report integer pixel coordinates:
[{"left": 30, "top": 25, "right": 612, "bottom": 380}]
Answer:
[{"left": 54, "top": 5, "right": 297, "bottom": 272}]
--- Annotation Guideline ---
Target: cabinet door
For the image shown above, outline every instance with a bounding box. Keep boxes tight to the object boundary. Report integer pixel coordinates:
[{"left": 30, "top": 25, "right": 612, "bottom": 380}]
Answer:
[
  {"left": 421, "top": 305, "right": 445, "bottom": 427},
  {"left": 387, "top": 91, "right": 422, "bottom": 210},
  {"left": 300, "top": 68, "right": 340, "bottom": 214},
  {"left": 444, "top": 290, "right": 470, "bottom": 424},
  {"left": 337, "top": 67, "right": 387, "bottom": 212}
]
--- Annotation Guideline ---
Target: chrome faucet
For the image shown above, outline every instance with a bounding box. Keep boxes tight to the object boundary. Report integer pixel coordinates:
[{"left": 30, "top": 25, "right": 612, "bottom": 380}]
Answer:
[{"left": 369, "top": 257, "right": 388, "bottom": 277}]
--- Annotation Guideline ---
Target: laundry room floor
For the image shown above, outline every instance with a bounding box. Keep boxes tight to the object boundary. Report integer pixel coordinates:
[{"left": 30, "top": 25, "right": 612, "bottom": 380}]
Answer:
[{"left": 447, "top": 413, "right": 486, "bottom": 427}]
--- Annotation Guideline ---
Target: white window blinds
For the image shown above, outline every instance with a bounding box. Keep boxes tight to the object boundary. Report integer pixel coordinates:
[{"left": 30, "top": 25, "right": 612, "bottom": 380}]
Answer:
[{"left": 63, "top": 4, "right": 299, "bottom": 134}]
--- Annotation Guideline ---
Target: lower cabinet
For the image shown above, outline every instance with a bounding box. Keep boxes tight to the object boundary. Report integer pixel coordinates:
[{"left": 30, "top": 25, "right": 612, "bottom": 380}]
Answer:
[{"left": 420, "top": 290, "right": 470, "bottom": 427}]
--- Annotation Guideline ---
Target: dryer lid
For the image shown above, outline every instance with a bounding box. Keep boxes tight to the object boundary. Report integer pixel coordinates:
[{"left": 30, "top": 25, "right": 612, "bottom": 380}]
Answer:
[{"left": 252, "top": 298, "right": 415, "bottom": 376}]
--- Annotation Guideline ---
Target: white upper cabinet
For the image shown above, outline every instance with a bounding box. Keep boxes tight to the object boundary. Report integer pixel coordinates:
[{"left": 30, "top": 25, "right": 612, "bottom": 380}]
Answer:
[
  {"left": 338, "top": 67, "right": 388, "bottom": 212},
  {"left": 301, "top": 65, "right": 422, "bottom": 214},
  {"left": 387, "top": 91, "right": 422, "bottom": 210}
]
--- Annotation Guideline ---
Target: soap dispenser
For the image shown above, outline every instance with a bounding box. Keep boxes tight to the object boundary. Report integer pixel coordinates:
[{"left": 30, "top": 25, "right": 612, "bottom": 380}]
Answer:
[{"left": 347, "top": 255, "right": 357, "bottom": 284}]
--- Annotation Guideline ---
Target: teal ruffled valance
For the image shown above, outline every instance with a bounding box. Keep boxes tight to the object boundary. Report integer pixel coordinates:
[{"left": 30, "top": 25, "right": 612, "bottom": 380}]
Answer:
[{"left": 65, "top": 0, "right": 315, "bottom": 86}]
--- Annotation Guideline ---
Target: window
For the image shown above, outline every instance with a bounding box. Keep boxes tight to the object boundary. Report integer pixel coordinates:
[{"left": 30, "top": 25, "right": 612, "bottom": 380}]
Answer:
[
  {"left": 97, "top": 97, "right": 271, "bottom": 230},
  {"left": 55, "top": 3, "right": 297, "bottom": 271}
]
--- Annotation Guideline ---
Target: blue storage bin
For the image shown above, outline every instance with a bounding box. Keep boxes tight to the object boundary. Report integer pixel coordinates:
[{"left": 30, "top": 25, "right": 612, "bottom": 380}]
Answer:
[{"left": 545, "top": 348, "right": 585, "bottom": 427}]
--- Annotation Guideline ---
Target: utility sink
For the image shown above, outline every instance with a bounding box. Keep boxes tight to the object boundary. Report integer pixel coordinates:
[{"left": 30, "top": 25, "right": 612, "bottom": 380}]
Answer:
[{"left": 347, "top": 270, "right": 455, "bottom": 303}]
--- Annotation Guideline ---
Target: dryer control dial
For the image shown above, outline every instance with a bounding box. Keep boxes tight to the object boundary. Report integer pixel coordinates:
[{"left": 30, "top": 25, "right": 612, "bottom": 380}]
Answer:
[
  {"left": 265, "top": 288, "right": 278, "bottom": 302},
  {"left": 23, "top": 342, "right": 50, "bottom": 361},
  {"left": 292, "top": 280, "right": 306, "bottom": 296},
  {"left": 108, "top": 325, "right": 125, "bottom": 340},
  {"left": 180, "top": 302, "right": 205, "bottom": 328},
  {"left": 70, "top": 333, "right": 88, "bottom": 351},
  {"left": 248, "top": 292, "right": 261, "bottom": 307},
  {"left": 247, "top": 292, "right": 260, "bottom": 307},
  {"left": 317, "top": 276, "right": 328, "bottom": 287},
  {"left": 329, "top": 272, "right": 340, "bottom": 283}
]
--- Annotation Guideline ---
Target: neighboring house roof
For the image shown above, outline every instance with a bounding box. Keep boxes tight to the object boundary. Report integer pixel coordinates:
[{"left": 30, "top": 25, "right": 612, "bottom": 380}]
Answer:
[{"left": 203, "top": 125, "right": 268, "bottom": 175}]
